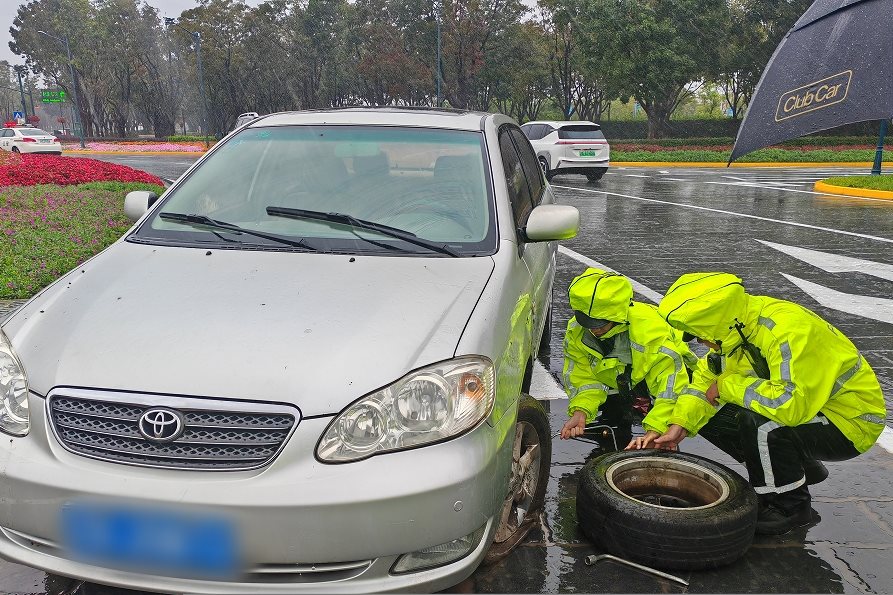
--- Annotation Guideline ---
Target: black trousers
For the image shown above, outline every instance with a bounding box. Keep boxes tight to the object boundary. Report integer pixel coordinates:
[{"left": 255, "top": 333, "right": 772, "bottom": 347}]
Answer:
[{"left": 698, "top": 404, "right": 860, "bottom": 499}]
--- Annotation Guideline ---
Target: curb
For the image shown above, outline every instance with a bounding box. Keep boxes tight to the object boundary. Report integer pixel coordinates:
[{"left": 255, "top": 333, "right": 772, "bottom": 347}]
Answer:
[
  {"left": 63, "top": 150, "right": 206, "bottom": 156},
  {"left": 814, "top": 180, "right": 893, "bottom": 201},
  {"left": 612, "top": 161, "right": 893, "bottom": 168}
]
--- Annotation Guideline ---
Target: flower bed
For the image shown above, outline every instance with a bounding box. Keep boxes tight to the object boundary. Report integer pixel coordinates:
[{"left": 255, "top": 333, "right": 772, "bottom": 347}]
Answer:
[
  {"left": 0, "top": 181, "right": 164, "bottom": 299},
  {"left": 0, "top": 154, "right": 163, "bottom": 187},
  {"left": 62, "top": 141, "right": 206, "bottom": 152}
]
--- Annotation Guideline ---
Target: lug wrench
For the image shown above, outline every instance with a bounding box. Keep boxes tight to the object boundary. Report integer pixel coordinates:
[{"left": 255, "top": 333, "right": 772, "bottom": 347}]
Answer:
[
  {"left": 553, "top": 424, "right": 623, "bottom": 451},
  {"left": 585, "top": 553, "right": 689, "bottom": 587}
]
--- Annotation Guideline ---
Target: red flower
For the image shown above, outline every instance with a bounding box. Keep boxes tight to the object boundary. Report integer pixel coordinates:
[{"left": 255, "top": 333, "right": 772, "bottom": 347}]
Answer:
[{"left": 0, "top": 154, "right": 163, "bottom": 187}]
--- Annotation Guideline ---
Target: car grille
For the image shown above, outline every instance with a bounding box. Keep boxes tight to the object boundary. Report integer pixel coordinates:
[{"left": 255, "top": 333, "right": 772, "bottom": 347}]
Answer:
[{"left": 48, "top": 392, "right": 298, "bottom": 470}]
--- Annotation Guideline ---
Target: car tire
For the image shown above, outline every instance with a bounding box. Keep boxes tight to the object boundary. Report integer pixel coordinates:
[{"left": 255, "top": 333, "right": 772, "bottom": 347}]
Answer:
[
  {"left": 11, "top": 147, "right": 19, "bottom": 153},
  {"left": 538, "top": 157, "right": 554, "bottom": 181},
  {"left": 484, "top": 394, "right": 551, "bottom": 564},
  {"left": 585, "top": 168, "right": 607, "bottom": 182},
  {"left": 576, "top": 449, "right": 757, "bottom": 570}
]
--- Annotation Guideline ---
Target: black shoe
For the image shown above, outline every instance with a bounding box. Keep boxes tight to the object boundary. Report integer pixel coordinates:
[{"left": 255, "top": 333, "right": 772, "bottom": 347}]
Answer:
[
  {"left": 756, "top": 501, "right": 813, "bottom": 535},
  {"left": 803, "top": 459, "right": 829, "bottom": 485}
]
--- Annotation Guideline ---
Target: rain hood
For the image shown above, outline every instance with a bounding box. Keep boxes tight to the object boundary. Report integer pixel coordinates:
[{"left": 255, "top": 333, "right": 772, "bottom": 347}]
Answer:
[
  {"left": 657, "top": 273, "right": 749, "bottom": 351},
  {"left": 568, "top": 268, "right": 633, "bottom": 327}
]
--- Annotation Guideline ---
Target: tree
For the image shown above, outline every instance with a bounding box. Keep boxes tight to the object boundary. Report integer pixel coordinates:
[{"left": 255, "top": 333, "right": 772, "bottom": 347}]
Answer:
[{"left": 576, "top": 0, "right": 728, "bottom": 138}]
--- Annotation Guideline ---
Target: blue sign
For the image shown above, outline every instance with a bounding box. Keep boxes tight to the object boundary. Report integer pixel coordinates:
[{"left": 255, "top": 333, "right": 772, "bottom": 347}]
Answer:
[{"left": 12, "top": 111, "right": 23, "bottom": 120}]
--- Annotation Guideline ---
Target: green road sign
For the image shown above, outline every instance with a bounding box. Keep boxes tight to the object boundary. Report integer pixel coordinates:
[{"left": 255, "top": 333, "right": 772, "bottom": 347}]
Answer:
[{"left": 41, "top": 90, "right": 66, "bottom": 103}]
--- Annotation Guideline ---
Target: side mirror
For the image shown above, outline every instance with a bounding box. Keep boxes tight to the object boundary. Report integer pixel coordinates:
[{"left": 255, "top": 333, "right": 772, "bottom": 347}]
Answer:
[
  {"left": 124, "top": 191, "right": 159, "bottom": 222},
  {"left": 523, "top": 204, "right": 579, "bottom": 242}
]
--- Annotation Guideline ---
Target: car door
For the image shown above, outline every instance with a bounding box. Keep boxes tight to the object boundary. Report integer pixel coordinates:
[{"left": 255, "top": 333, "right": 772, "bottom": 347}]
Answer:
[
  {"left": 506, "top": 127, "right": 553, "bottom": 351},
  {"left": 0, "top": 129, "right": 10, "bottom": 150}
]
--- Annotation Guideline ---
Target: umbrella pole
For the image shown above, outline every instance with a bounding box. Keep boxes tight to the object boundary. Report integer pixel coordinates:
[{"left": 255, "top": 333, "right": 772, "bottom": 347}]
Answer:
[{"left": 871, "top": 119, "right": 889, "bottom": 175}]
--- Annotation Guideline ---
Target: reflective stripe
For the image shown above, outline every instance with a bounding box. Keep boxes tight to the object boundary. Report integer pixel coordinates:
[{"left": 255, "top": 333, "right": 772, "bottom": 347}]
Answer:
[
  {"left": 758, "top": 316, "right": 776, "bottom": 330},
  {"left": 756, "top": 416, "right": 825, "bottom": 493},
  {"left": 579, "top": 383, "right": 607, "bottom": 393},
  {"left": 832, "top": 357, "right": 862, "bottom": 396},
  {"left": 858, "top": 413, "right": 885, "bottom": 425},
  {"left": 743, "top": 341, "right": 795, "bottom": 410},
  {"left": 756, "top": 420, "right": 781, "bottom": 489},
  {"left": 657, "top": 346, "right": 682, "bottom": 400},
  {"left": 563, "top": 358, "right": 577, "bottom": 397},
  {"left": 681, "top": 387, "right": 712, "bottom": 404},
  {"left": 630, "top": 340, "right": 645, "bottom": 353}
]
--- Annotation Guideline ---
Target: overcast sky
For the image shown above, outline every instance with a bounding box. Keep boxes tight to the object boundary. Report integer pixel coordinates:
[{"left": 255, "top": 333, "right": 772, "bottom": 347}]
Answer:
[{"left": 0, "top": 0, "right": 260, "bottom": 66}]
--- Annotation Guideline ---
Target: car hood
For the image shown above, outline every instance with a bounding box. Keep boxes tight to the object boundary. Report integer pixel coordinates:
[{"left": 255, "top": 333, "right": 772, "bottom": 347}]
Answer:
[{"left": 6, "top": 242, "right": 495, "bottom": 417}]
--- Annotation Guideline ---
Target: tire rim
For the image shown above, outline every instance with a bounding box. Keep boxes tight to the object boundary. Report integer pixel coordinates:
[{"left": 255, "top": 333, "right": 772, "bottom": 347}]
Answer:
[
  {"left": 539, "top": 158, "right": 548, "bottom": 175},
  {"left": 493, "top": 421, "right": 541, "bottom": 543},
  {"left": 606, "top": 456, "right": 730, "bottom": 510}
]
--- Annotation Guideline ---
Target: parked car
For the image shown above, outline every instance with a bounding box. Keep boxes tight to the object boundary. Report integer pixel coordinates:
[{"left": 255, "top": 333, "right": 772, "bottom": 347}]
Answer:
[
  {"left": 520, "top": 120, "right": 610, "bottom": 181},
  {"left": 0, "top": 126, "right": 62, "bottom": 154},
  {"left": 0, "top": 108, "right": 579, "bottom": 593},
  {"left": 234, "top": 111, "right": 260, "bottom": 130}
]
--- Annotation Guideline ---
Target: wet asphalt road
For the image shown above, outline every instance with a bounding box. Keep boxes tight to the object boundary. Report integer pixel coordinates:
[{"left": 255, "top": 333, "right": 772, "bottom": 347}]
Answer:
[{"left": 2, "top": 158, "right": 891, "bottom": 594}]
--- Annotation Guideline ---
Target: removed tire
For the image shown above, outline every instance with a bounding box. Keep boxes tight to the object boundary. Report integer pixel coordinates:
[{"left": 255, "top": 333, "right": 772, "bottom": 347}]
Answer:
[
  {"left": 484, "top": 394, "right": 551, "bottom": 564},
  {"left": 576, "top": 449, "right": 757, "bottom": 570}
]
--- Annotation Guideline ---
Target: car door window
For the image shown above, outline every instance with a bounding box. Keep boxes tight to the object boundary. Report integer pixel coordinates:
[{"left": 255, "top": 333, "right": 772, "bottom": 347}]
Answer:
[
  {"left": 508, "top": 128, "right": 545, "bottom": 207},
  {"left": 498, "top": 128, "right": 532, "bottom": 230}
]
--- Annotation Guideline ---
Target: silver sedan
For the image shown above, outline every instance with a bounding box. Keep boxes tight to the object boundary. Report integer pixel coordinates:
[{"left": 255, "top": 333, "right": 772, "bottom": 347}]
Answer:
[{"left": 0, "top": 108, "right": 578, "bottom": 593}]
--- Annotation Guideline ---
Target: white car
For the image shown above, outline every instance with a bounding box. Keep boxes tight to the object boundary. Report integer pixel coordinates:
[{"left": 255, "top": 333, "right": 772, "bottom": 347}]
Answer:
[
  {"left": 520, "top": 121, "right": 610, "bottom": 182},
  {"left": 0, "top": 108, "right": 579, "bottom": 593},
  {"left": 0, "top": 127, "right": 63, "bottom": 155}
]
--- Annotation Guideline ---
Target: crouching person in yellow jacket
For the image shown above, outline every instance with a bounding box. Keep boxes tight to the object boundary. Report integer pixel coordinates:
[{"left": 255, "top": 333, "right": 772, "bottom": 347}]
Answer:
[
  {"left": 560, "top": 268, "right": 697, "bottom": 448},
  {"left": 641, "top": 272, "right": 886, "bottom": 535}
]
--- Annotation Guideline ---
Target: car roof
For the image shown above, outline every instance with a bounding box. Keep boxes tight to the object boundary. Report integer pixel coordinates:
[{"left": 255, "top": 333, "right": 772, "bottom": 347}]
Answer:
[
  {"left": 248, "top": 107, "right": 493, "bottom": 131},
  {"left": 523, "top": 120, "right": 600, "bottom": 128}
]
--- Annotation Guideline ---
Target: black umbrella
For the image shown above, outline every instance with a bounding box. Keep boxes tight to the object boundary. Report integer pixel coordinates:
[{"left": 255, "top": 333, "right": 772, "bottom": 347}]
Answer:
[{"left": 730, "top": 0, "right": 893, "bottom": 163}]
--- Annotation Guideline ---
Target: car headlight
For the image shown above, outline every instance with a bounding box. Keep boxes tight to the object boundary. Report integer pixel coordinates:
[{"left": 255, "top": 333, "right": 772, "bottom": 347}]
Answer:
[
  {"left": 0, "top": 329, "right": 29, "bottom": 436},
  {"left": 317, "top": 356, "right": 494, "bottom": 463}
]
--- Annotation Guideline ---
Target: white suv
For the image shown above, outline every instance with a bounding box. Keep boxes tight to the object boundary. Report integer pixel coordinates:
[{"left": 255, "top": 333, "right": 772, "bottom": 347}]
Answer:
[{"left": 521, "top": 121, "right": 610, "bottom": 182}]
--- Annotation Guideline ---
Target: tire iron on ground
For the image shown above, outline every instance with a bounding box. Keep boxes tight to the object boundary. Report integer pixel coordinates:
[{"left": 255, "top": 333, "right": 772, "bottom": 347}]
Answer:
[{"left": 584, "top": 554, "right": 689, "bottom": 587}]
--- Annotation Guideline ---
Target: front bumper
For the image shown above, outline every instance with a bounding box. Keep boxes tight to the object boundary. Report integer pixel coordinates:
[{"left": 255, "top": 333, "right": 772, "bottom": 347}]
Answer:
[{"left": 0, "top": 391, "right": 511, "bottom": 593}]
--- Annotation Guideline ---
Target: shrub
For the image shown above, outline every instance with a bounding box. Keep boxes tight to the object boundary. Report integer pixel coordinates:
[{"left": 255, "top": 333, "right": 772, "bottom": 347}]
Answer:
[
  {"left": 823, "top": 175, "right": 893, "bottom": 191},
  {"left": 167, "top": 135, "right": 216, "bottom": 143}
]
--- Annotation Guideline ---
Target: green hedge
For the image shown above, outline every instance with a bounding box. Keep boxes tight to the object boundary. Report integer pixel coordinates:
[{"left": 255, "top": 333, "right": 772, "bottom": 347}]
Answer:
[
  {"left": 612, "top": 148, "right": 888, "bottom": 162},
  {"left": 599, "top": 119, "right": 886, "bottom": 139},
  {"left": 166, "top": 135, "right": 216, "bottom": 143},
  {"left": 613, "top": 136, "right": 890, "bottom": 148}
]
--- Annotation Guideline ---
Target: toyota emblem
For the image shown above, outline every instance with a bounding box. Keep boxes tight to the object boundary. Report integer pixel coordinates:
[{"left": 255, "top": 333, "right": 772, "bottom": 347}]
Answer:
[{"left": 138, "top": 408, "right": 185, "bottom": 443}]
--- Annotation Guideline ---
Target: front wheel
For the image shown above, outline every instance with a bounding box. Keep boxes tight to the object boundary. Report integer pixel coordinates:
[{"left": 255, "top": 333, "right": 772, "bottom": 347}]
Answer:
[
  {"left": 11, "top": 146, "right": 20, "bottom": 153},
  {"left": 484, "top": 394, "right": 551, "bottom": 564}
]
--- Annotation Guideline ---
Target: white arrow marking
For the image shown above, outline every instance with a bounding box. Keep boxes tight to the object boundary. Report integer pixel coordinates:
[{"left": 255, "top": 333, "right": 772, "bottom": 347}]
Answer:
[
  {"left": 530, "top": 361, "right": 566, "bottom": 401},
  {"left": 759, "top": 240, "right": 893, "bottom": 282},
  {"left": 780, "top": 274, "right": 893, "bottom": 325}
]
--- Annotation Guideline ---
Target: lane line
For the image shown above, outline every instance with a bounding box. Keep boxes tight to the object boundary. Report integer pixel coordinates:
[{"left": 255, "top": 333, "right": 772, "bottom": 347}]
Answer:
[
  {"left": 558, "top": 246, "right": 664, "bottom": 304},
  {"left": 531, "top": 361, "right": 565, "bottom": 401},
  {"left": 552, "top": 185, "right": 893, "bottom": 243}
]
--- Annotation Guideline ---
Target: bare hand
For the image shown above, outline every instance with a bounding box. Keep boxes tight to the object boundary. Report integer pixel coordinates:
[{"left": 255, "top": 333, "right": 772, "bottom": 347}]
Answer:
[
  {"left": 706, "top": 382, "right": 719, "bottom": 405},
  {"left": 625, "top": 430, "right": 660, "bottom": 450},
  {"left": 653, "top": 424, "right": 687, "bottom": 450},
  {"left": 560, "top": 410, "right": 587, "bottom": 440}
]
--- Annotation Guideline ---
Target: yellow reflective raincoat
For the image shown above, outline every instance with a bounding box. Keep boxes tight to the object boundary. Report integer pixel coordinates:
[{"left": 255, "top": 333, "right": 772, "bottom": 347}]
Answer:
[
  {"left": 563, "top": 268, "right": 697, "bottom": 434},
  {"left": 657, "top": 273, "right": 886, "bottom": 453}
]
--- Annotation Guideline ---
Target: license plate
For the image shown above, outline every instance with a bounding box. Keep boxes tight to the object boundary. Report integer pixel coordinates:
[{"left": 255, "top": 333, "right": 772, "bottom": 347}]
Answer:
[
  {"left": 578, "top": 150, "right": 596, "bottom": 157},
  {"left": 39, "top": 139, "right": 51, "bottom": 144},
  {"left": 61, "top": 502, "right": 238, "bottom": 577}
]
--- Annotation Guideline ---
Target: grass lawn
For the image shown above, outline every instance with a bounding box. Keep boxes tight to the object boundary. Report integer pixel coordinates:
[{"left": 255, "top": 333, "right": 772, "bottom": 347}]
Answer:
[
  {"left": 822, "top": 175, "right": 893, "bottom": 191},
  {"left": 0, "top": 181, "right": 164, "bottom": 299}
]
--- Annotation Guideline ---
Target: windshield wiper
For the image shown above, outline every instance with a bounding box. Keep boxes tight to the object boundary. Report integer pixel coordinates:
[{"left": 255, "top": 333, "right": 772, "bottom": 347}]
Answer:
[
  {"left": 158, "top": 212, "right": 316, "bottom": 250},
  {"left": 265, "top": 207, "right": 458, "bottom": 257}
]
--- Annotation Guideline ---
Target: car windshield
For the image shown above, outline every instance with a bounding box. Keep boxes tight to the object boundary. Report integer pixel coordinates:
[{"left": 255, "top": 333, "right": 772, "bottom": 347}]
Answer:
[
  {"left": 19, "top": 128, "right": 50, "bottom": 136},
  {"left": 134, "top": 125, "right": 496, "bottom": 256}
]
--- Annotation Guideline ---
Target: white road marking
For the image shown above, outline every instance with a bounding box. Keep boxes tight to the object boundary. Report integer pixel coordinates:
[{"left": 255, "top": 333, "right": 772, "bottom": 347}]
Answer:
[
  {"left": 659, "top": 170, "right": 670, "bottom": 174},
  {"left": 624, "top": 174, "right": 649, "bottom": 178},
  {"left": 878, "top": 426, "right": 893, "bottom": 454},
  {"left": 552, "top": 185, "right": 893, "bottom": 243},
  {"left": 758, "top": 240, "right": 893, "bottom": 282},
  {"left": 530, "top": 361, "right": 565, "bottom": 401},
  {"left": 780, "top": 273, "right": 893, "bottom": 325},
  {"left": 557, "top": 246, "right": 664, "bottom": 304}
]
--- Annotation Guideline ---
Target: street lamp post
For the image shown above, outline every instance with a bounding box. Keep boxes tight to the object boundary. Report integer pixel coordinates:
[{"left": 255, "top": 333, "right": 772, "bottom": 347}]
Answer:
[
  {"left": 37, "top": 30, "right": 86, "bottom": 148},
  {"left": 166, "top": 18, "right": 209, "bottom": 143}
]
